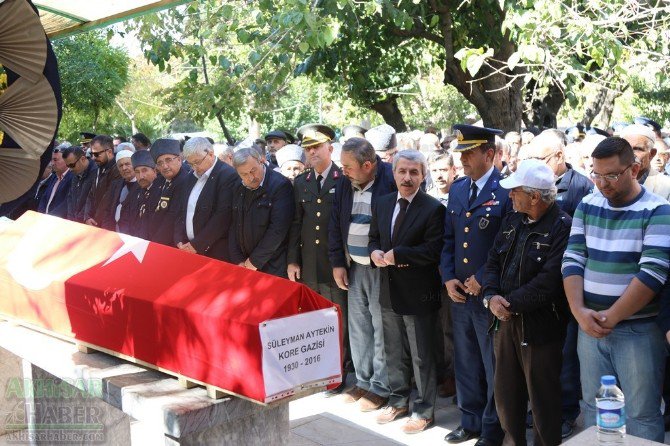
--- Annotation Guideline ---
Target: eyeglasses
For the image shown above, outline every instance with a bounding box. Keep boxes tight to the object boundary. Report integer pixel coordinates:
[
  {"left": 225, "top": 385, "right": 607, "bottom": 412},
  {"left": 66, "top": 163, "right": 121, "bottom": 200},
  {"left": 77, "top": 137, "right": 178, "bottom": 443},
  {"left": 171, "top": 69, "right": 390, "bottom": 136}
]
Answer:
[
  {"left": 156, "top": 156, "right": 179, "bottom": 167},
  {"left": 590, "top": 164, "right": 633, "bottom": 182},
  {"left": 91, "top": 150, "right": 106, "bottom": 158},
  {"left": 527, "top": 152, "right": 553, "bottom": 162},
  {"left": 187, "top": 153, "right": 209, "bottom": 168},
  {"left": 65, "top": 156, "right": 82, "bottom": 169}
]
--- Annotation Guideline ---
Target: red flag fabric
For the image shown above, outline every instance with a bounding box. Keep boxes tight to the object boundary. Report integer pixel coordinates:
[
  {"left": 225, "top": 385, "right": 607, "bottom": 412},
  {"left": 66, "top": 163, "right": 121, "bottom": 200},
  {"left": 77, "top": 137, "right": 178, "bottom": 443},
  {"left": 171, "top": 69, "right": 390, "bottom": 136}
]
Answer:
[{"left": 0, "top": 211, "right": 342, "bottom": 403}]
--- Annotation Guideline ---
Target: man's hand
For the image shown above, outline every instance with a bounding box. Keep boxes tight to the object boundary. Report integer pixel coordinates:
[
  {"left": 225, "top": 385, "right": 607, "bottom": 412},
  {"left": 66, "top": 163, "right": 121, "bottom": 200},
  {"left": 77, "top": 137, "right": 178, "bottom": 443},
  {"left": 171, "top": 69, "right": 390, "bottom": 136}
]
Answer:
[
  {"left": 464, "top": 275, "right": 481, "bottom": 296},
  {"left": 382, "top": 249, "right": 395, "bottom": 266},
  {"left": 445, "top": 279, "right": 467, "bottom": 303},
  {"left": 490, "top": 295, "right": 512, "bottom": 321},
  {"left": 85, "top": 218, "right": 98, "bottom": 226},
  {"left": 575, "top": 307, "right": 612, "bottom": 338},
  {"left": 244, "top": 258, "right": 257, "bottom": 271},
  {"left": 666, "top": 330, "right": 670, "bottom": 345},
  {"left": 371, "top": 250, "right": 387, "bottom": 268},
  {"left": 287, "top": 263, "right": 301, "bottom": 281},
  {"left": 597, "top": 309, "right": 622, "bottom": 330},
  {"left": 177, "top": 242, "right": 197, "bottom": 254},
  {"left": 333, "top": 267, "right": 349, "bottom": 290}
]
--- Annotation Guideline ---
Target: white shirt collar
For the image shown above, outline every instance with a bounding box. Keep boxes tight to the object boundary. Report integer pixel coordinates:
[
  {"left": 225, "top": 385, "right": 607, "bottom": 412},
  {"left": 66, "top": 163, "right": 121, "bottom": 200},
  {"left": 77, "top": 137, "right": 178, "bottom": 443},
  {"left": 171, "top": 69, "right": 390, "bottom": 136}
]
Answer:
[
  {"left": 315, "top": 163, "right": 332, "bottom": 179},
  {"left": 473, "top": 165, "right": 495, "bottom": 192},
  {"left": 194, "top": 158, "right": 217, "bottom": 180},
  {"left": 396, "top": 189, "right": 420, "bottom": 204}
]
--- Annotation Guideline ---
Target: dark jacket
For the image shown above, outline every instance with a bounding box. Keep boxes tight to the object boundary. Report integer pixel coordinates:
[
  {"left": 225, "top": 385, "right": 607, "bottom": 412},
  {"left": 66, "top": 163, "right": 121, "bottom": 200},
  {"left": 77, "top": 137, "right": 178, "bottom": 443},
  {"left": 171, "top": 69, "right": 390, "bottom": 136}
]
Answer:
[
  {"left": 287, "top": 163, "right": 344, "bottom": 283},
  {"left": 555, "top": 164, "right": 593, "bottom": 217},
  {"left": 66, "top": 160, "right": 97, "bottom": 222},
  {"left": 104, "top": 179, "right": 139, "bottom": 234},
  {"left": 37, "top": 171, "right": 72, "bottom": 218},
  {"left": 84, "top": 159, "right": 121, "bottom": 224},
  {"left": 151, "top": 165, "right": 190, "bottom": 246},
  {"left": 174, "top": 159, "right": 240, "bottom": 261},
  {"left": 482, "top": 203, "right": 572, "bottom": 345},
  {"left": 328, "top": 156, "right": 397, "bottom": 269},
  {"left": 125, "top": 180, "right": 163, "bottom": 239},
  {"left": 230, "top": 167, "right": 294, "bottom": 277},
  {"left": 368, "top": 190, "right": 445, "bottom": 315}
]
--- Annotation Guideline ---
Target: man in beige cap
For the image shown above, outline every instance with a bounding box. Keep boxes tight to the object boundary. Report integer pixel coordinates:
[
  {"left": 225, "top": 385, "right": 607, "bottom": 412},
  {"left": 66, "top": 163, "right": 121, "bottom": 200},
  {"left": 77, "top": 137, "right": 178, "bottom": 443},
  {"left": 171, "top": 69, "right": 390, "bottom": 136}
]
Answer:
[{"left": 621, "top": 124, "right": 670, "bottom": 201}]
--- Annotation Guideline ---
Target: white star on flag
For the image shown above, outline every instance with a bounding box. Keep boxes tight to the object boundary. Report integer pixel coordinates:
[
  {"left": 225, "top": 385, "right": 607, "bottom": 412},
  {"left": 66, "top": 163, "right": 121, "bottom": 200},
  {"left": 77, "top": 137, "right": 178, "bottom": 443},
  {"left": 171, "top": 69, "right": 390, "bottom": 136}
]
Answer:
[{"left": 103, "top": 233, "right": 150, "bottom": 267}]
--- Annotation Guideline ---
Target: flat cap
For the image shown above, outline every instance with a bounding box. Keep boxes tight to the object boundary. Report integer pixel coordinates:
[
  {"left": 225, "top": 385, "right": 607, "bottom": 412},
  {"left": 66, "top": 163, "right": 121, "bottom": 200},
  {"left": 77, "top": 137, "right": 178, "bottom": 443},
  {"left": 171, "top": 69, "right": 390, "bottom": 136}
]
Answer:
[
  {"left": 150, "top": 138, "right": 181, "bottom": 162},
  {"left": 131, "top": 150, "right": 156, "bottom": 169},
  {"left": 264, "top": 130, "right": 296, "bottom": 144},
  {"left": 365, "top": 124, "right": 397, "bottom": 152},
  {"left": 585, "top": 126, "right": 609, "bottom": 137},
  {"left": 451, "top": 124, "right": 502, "bottom": 152},
  {"left": 298, "top": 124, "right": 335, "bottom": 148}
]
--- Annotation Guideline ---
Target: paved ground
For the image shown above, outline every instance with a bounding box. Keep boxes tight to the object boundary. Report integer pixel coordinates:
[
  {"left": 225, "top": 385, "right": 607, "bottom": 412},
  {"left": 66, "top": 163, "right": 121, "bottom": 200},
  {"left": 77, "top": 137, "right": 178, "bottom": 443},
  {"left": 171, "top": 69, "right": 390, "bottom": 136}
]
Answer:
[{"left": 288, "top": 376, "right": 670, "bottom": 446}]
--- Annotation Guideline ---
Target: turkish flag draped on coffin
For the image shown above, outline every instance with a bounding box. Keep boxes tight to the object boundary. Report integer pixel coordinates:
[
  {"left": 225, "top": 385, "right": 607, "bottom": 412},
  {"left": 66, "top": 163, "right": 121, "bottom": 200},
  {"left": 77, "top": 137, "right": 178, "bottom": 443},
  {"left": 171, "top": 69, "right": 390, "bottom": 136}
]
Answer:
[{"left": 0, "top": 211, "right": 342, "bottom": 403}]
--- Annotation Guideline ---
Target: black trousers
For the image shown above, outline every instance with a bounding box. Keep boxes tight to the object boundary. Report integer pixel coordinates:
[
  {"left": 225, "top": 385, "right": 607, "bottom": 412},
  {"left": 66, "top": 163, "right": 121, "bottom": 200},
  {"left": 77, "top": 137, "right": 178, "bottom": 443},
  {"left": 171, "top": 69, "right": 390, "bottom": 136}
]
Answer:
[
  {"left": 435, "top": 288, "right": 455, "bottom": 380},
  {"left": 305, "top": 281, "right": 353, "bottom": 373},
  {"left": 493, "top": 316, "right": 563, "bottom": 446}
]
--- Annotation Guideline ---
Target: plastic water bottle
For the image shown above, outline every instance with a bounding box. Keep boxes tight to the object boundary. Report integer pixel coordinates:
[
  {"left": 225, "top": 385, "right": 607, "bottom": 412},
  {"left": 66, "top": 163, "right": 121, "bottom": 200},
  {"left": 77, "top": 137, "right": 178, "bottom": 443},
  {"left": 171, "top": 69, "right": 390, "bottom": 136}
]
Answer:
[{"left": 596, "top": 375, "right": 625, "bottom": 445}]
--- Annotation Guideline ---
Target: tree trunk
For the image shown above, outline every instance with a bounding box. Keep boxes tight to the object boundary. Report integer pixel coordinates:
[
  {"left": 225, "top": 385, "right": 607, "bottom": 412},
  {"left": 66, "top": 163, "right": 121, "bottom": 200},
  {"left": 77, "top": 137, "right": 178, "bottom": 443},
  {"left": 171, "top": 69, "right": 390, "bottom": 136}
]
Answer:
[
  {"left": 524, "top": 82, "right": 565, "bottom": 130},
  {"left": 582, "top": 87, "right": 608, "bottom": 127},
  {"left": 369, "top": 95, "right": 408, "bottom": 132},
  {"left": 594, "top": 88, "right": 623, "bottom": 129}
]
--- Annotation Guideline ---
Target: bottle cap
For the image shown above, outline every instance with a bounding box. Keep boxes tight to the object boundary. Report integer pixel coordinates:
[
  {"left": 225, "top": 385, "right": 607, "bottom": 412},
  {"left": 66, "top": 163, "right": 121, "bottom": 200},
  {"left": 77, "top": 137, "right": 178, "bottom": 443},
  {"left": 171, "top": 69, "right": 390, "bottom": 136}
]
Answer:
[{"left": 601, "top": 375, "right": 617, "bottom": 386}]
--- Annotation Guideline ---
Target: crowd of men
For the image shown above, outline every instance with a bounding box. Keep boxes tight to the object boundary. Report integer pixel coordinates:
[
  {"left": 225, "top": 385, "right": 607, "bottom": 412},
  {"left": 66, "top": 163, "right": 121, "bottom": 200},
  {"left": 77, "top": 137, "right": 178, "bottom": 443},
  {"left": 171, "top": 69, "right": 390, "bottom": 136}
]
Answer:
[{"left": 19, "top": 116, "right": 670, "bottom": 445}]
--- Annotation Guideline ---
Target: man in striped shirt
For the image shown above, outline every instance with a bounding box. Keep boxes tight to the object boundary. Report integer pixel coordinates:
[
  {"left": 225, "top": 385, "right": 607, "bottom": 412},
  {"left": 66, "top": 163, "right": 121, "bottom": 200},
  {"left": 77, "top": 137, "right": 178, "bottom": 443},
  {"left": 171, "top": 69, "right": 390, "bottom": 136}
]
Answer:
[
  {"left": 562, "top": 137, "right": 670, "bottom": 442},
  {"left": 329, "top": 137, "right": 397, "bottom": 412}
]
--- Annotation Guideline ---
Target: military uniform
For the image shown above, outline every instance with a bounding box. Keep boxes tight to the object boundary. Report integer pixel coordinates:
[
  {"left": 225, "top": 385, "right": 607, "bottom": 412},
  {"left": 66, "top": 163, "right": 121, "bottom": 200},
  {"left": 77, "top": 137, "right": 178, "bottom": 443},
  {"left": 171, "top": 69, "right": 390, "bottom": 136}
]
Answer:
[
  {"left": 151, "top": 166, "right": 190, "bottom": 246},
  {"left": 440, "top": 125, "right": 511, "bottom": 445}
]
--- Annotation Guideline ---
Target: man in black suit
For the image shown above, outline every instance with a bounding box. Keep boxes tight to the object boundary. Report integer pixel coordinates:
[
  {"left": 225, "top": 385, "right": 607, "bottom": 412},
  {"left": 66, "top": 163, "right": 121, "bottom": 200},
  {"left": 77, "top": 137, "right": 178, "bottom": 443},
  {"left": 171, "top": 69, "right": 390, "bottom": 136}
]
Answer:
[
  {"left": 175, "top": 137, "right": 239, "bottom": 261},
  {"left": 229, "top": 147, "right": 294, "bottom": 278},
  {"left": 368, "top": 150, "right": 445, "bottom": 434}
]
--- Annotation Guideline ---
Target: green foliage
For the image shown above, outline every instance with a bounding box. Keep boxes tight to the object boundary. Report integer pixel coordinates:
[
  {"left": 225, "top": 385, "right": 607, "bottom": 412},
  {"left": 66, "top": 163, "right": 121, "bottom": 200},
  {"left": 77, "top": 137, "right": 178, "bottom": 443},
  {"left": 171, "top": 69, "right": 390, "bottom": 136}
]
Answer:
[{"left": 53, "top": 32, "right": 129, "bottom": 127}]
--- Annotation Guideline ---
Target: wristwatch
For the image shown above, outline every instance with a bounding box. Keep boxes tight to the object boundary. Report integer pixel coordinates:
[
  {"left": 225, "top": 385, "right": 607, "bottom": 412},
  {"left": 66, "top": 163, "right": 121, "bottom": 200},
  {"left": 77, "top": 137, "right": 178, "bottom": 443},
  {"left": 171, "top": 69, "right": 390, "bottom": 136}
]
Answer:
[{"left": 483, "top": 295, "right": 492, "bottom": 309}]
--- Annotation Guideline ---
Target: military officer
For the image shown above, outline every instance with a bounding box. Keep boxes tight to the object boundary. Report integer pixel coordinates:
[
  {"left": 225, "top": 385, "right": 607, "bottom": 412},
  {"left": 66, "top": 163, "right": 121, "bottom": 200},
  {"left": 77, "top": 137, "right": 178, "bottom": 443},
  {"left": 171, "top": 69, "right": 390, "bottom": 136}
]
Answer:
[
  {"left": 440, "top": 124, "right": 511, "bottom": 446},
  {"left": 150, "top": 138, "right": 191, "bottom": 246},
  {"left": 288, "top": 123, "right": 349, "bottom": 394}
]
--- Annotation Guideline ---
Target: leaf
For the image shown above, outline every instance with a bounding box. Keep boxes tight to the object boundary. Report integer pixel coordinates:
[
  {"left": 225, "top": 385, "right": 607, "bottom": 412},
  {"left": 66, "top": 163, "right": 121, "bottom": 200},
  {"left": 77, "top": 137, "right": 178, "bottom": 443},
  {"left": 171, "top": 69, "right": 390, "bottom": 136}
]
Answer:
[
  {"left": 507, "top": 51, "right": 521, "bottom": 71},
  {"left": 248, "top": 50, "right": 262, "bottom": 65},
  {"left": 466, "top": 54, "right": 485, "bottom": 77},
  {"left": 299, "top": 42, "right": 310, "bottom": 53}
]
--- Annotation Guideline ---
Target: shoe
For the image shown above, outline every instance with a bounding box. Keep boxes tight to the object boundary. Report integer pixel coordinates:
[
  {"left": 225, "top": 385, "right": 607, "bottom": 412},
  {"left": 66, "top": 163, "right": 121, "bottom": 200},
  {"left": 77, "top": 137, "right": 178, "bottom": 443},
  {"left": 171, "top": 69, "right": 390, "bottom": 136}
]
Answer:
[
  {"left": 474, "top": 439, "right": 501, "bottom": 446},
  {"left": 526, "top": 410, "right": 533, "bottom": 429},
  {"left": 561, "top": 419, "right": 575, "bottom": 439},
  {"left": 438, "top": 377, "right": 456, "bottom": 398},
  {"left": 342, "top": 386, "right": 367, "bottom": 403},
  {"left": 358, "top": 391, "right": 388, "bottom": 412},
  {"left": 402, "top": 416, "right": 434, "bottom": 434},
  {"left": 324, "top": 380, "right": 346, "bottom": 397},
  {"left": 375, "top": 406, "right": 409, "bottom": 424},
  {"left": 444, "top": 426, "right": 480, "bottom": 443}
]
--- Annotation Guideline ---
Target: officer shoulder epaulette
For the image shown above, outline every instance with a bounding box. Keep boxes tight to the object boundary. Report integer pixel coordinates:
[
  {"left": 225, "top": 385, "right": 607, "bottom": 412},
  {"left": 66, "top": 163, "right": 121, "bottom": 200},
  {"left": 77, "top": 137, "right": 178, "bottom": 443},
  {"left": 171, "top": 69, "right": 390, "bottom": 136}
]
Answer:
[
  {"left": 294, "top": 168, "right": 313, "bottom": 183},
  {"left": 453, "top": 176, "right": 469, "bottom": 184}
]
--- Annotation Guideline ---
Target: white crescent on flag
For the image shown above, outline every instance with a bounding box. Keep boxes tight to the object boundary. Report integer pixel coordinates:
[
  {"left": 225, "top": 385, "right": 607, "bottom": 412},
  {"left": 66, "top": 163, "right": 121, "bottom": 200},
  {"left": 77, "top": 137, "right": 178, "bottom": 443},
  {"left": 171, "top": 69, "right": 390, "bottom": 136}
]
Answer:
[{"left": 102, "top": 233, "right": 149, "bottom": 267}]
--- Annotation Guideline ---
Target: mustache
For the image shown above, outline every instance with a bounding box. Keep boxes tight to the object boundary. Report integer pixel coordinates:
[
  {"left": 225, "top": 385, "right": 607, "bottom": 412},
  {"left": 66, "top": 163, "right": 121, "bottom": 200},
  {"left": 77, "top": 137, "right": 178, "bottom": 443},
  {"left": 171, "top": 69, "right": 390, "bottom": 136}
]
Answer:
[{"left": 400, "top": 182, "right": 413, "bottom": 187}]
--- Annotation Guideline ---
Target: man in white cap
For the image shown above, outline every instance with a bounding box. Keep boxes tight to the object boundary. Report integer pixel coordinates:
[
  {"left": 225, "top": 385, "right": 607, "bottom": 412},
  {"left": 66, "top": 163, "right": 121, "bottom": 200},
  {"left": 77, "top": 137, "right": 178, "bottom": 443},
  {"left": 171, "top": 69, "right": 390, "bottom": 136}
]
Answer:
[
  {"left": 100, "top": 149, "right": 138, "bottom": 233},
  {"left": 366, "top": 124, "right": 398, "bottom": 163},
  {"left": 482, "top": 159, "right": 572, "bottom": 446},
  {"left": 275, "top": 144, "right": 306, "bottom": 183},
  {"left": 621, "top": 124, "right": 670, "bottom": 201}
]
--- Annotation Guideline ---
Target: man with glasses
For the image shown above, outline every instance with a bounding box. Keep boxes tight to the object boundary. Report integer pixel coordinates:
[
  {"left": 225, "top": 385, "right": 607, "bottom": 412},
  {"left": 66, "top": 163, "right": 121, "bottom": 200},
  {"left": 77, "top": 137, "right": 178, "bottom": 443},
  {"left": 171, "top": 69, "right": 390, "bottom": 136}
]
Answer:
[
  {"left": 562, "top": 137, "right": 670, "bottom": 442},
  {"left": 84, "top": 135, "right": 121, "bottom": 227},
  {"left": 523, "top": 129, "right": 593, "bottom": 438},
  {"left": 150, "top": 139, "right": 190, "bottom": 246},
  {"left": 621, "top": 124, "right": 670, "bottom": 202},
  {"left": 62, "top": 146, "right": 97, "bottom": 223},
  {"left": 175, "top": 137, "right": 239, "bottom": 261}
]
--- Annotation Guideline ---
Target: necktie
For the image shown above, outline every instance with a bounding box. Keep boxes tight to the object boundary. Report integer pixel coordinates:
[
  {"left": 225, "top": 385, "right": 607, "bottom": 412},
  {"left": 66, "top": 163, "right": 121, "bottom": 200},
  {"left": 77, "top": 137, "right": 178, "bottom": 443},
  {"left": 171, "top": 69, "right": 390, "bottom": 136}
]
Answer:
[
  {"left": 316, "top": 174, "right": 323, "bottom": 194},
  {"left": 392, "top": 198, "right": 409, "bottom": 245},
  {"left": 468, "top": 181, "right": 478, "bottom": 207}
]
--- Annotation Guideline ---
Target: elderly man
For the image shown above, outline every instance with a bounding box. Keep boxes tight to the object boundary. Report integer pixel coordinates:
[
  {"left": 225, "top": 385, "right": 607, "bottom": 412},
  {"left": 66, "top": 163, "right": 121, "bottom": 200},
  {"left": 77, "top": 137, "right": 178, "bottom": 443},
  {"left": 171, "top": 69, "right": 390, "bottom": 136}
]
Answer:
[
  {"left": 562, "top": 137, "right": 670, "bottom": 442},
  {"left": 493, "top": 137, "right": 512, "bottom": 179},
  {"left": 84, "top": 135, "right": 121, "bottom": 227},
  {"left": 229, "top": 147, "right": 294, "bottom": 277},
  {"left": 288, "top": 124, "right": 349, "bottom": 394},
  {"left": 621, "top": 124, "right": 670, "bottom": 201},
  {"left": 275, "top": 144, "right": 306, "bottom": 182},
  {"left": 369, "top": 150, "right": 444, "bottom": 434},
  {"left": 523, "top": 128, "right": 593, "bottom": 438},
  {"left": 264, "top": 130, "right": 294, "bottom": 166},
  {"left": 62, "top": 146, "right": 97, "bottom": 223},
  {"left": 366, "top": 124, "right": 398, "bottom": 163},
  {"left": 123, "top": 151, "right": 161, "bottom": 239},
  {"left": 440, "top": 125, "right": 510, "bottom": 446},
  {"left": 101, "top": 150, "right": 138, "bottom": 233},
  {"left": 150, "top": 139, "right": 190, "bottom": 246},
  {"left": 482, "top": 159, "right": 571, "bottom": 446},
  {"left": 175, "top": 137, "right": 239, "bottom": 260},
  {"left": 329, "top": 137, "right": 396, "bottom": 412},
  {"left": 38, "top": 144, "right": 72, "bottom": 217}
]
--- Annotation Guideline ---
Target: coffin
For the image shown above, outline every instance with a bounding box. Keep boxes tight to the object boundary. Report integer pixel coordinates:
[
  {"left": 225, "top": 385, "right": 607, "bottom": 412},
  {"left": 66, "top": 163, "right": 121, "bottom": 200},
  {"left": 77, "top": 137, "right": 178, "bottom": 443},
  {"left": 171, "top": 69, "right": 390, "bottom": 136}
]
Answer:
[{"left": 0, "top": 211, "right": 342, "bottom": 403}]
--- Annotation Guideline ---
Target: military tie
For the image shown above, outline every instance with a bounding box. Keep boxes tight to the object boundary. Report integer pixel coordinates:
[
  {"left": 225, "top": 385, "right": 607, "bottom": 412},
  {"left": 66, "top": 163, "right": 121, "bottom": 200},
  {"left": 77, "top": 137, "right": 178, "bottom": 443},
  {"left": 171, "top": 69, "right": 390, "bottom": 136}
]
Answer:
[
  {"left": 392, "top": 198, "right": 409, "bottom": 245},
  {"left": 468, "top": 181, "right": 478, "bottom": 207},
  {"left": 316, "top": 174, "right": 323, "bottom": 194}
]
